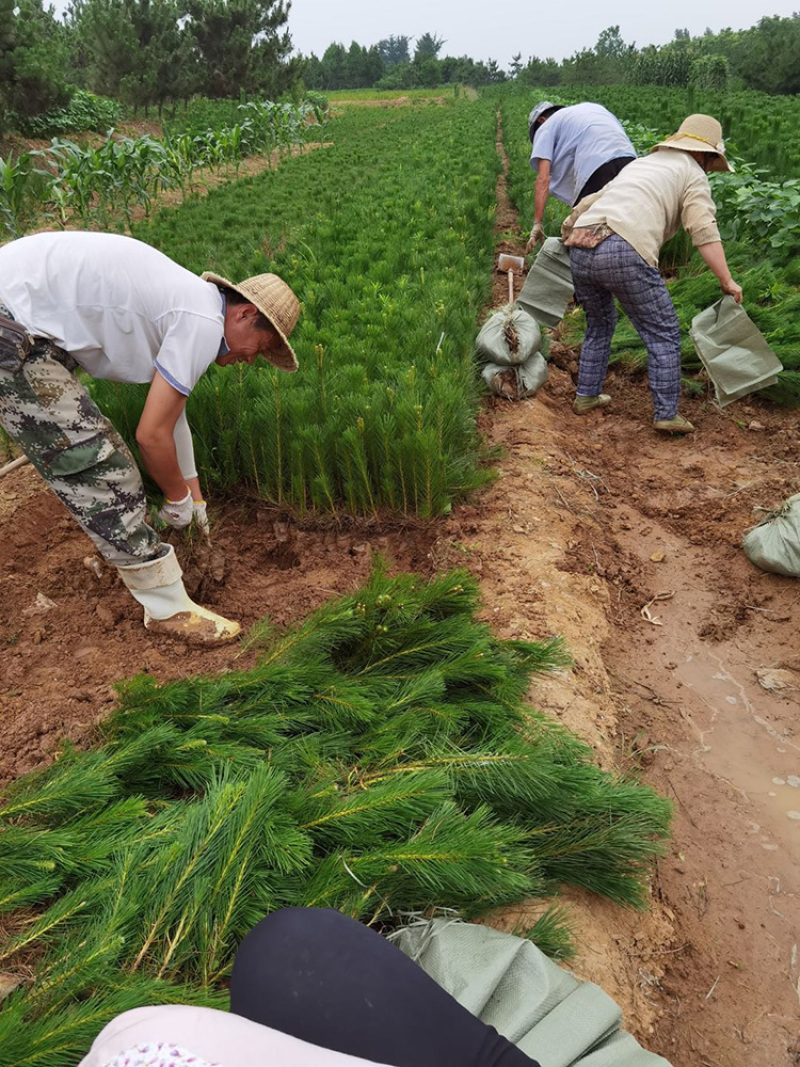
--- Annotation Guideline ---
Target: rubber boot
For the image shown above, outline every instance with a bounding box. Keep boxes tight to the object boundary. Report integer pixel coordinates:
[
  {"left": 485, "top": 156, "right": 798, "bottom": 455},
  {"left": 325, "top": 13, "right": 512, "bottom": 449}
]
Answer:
[
  {"left": 117, "top": 545, "right": 240, "bottom": 646},
  {"left": 653, "top": 414, "right": 695, "bottom": 434},
  {"left": 573, "top": 393, "right": 611, "bottom": 414}
]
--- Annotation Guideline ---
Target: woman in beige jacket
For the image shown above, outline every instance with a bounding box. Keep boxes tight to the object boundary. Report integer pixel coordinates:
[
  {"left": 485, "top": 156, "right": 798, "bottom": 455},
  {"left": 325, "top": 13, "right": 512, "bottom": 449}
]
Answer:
[{"left": 562, "top": 114, "right": 742, "bottom": 433}]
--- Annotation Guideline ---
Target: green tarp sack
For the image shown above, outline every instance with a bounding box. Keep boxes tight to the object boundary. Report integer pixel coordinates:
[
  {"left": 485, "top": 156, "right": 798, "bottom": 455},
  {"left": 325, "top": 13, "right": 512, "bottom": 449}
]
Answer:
[
  {"left": 689, "top": 296, "right": 783, "bottom": 407},
  {"left": 393, "top": 919, "right": 672, "bottom": 1067},
  {"left": 517, "top": 238, "right": 574, "bottom": 327},
  {"left": 742, "top": 493, "right": 800, "bottom": 577},
  {"left": 476, "top": 306, "right": 542, "bottom": 367},
  {"left": 482, "top": 353, "right": 548, "bottom": 400}
]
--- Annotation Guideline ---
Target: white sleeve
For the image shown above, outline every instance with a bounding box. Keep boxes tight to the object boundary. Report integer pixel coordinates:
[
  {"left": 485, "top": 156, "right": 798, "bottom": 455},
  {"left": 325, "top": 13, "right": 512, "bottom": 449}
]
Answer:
[
  {"left": 153, "top": 311, "right": 223, "bottom": 396},
  {"left": 173, "top": 408, "right": 197, "bottom": 481}
]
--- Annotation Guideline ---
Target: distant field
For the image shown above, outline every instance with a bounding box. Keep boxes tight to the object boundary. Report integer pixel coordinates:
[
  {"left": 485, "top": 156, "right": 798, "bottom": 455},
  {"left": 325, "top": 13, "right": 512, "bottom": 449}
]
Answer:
[{"left": 327, "top": 86, "right": 458, "bottom": 103}]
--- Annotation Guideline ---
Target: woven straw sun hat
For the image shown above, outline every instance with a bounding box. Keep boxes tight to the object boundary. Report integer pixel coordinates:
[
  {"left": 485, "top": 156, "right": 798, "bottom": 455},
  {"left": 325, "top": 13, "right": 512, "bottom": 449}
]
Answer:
[
  {"left": 202, "top": 271, "right": 301, "bottom": 372},
  {"left": 651, "top": 114, "right": 733, "bottom": 172}
]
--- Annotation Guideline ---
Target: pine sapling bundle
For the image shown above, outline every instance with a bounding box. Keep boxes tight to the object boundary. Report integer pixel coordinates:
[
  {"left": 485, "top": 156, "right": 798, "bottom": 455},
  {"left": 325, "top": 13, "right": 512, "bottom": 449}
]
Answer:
[{"left": 0, "top": 567, "right": 671, "bottom": 1067}]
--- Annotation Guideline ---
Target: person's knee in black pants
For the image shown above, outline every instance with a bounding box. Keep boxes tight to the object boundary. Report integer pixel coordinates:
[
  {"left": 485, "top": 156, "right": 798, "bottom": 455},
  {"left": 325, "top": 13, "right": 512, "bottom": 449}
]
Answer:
[{"left": 229, "top": 907, "right": 537, "bottom": 1067}]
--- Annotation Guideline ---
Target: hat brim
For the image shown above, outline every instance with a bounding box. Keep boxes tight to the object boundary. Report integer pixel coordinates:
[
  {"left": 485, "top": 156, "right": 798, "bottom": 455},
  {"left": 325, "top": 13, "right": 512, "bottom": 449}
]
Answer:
[
  {"left": 651, "top": 140, "right": 733, "bottom": 173},
  {"left": 202, "top": 271, "right": 299, "bottom": 372}
]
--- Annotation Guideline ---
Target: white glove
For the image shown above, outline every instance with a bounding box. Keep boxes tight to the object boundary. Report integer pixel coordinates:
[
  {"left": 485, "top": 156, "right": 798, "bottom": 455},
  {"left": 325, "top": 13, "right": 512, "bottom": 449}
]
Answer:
[
  {"left": 158, "top": 489, "right": 193, "bottom": 529},
  {"left": 192, "top": 500, "right": 210, "bottom": 536},
  {"left": 525, "top": 222, "right": 546, "bottom": 254}
]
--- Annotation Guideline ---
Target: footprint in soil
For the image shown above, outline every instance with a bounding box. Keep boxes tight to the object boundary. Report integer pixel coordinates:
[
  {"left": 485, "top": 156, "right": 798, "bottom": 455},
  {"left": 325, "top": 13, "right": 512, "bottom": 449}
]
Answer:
[
  {"left": 175, "top": 540, "right": 228, "bottom": 599},
  {"left": 266, "top": 544, "right": 301, "bottom": 571}
]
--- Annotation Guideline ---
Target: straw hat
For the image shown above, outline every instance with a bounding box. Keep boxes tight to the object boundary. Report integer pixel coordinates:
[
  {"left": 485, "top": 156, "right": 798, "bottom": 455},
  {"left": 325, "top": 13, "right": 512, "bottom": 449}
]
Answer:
[
  {"left": 651, "top": 114, "right": 733, "bottom": 172},
  {"left": 202, "top": 271, "right": 300, "bottom": 372}
]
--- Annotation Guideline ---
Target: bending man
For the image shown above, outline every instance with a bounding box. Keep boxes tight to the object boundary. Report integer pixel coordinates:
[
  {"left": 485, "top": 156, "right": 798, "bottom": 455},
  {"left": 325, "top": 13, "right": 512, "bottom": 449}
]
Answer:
[
  {"left": 525, "top": 101, "right": 635, "bottom": 253},
  {"left": 562, "top": 114, "right": 742, "bottom": 433},
  {"left": 0, "top": 230, "right": 300, "bottom": 644}
]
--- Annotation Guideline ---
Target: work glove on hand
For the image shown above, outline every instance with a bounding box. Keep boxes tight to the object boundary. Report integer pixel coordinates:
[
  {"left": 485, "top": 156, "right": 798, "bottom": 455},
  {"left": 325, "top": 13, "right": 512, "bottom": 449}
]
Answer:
[
  {"left": 525, "top": 222, "right": 546, "bottom": 255},
  {"left": 192, "top": 500, "right": 210, "bottom": 536},
  {"left": 157, "top": 489, "right": 193, "bottom": 529}
]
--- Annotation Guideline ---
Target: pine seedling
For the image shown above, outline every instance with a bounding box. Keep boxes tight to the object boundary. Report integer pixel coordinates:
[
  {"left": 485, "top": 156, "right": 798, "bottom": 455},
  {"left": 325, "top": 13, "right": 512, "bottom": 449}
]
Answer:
[
  {"left": 295, "top": 768, "right": 450, "bottom": 847},
  {"left": 1, "top": 748, "right": 121, "bottom": 825},
  {"left": 523, "top": 903, "right": 577, "bottom": 961},
  {"left": 0, "top": 824, "right": 75, "bottom": 888},
  {"left": 0, "top": 878, "right": 62, "bottom": 916},
  {"left": 126, "top": 767, "right": 312, "bottom": 984}
]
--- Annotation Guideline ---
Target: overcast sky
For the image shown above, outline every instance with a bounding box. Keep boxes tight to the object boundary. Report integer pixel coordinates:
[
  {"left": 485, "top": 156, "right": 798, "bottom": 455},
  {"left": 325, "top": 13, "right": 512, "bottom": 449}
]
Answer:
[{"left": 286, "top": 0, "right": 797, "bottom": 65}]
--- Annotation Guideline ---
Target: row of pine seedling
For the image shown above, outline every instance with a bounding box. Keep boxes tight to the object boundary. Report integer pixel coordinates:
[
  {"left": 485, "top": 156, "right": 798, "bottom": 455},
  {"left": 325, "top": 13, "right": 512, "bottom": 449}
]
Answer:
[{"left": 94, "top": 98, "right": 503, "bottom": 517}]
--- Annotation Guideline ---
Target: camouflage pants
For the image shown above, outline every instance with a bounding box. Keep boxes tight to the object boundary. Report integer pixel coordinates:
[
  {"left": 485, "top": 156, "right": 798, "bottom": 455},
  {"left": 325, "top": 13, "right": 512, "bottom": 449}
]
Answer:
[{"left": 0, "top": 308, "right": 162, "bottom": 566}]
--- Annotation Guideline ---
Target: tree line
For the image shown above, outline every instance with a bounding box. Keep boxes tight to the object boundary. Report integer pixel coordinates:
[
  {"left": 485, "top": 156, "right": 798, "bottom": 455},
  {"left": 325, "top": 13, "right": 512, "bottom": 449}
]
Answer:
[
  {"left": 301, "top": 33, "right": 507, "bottom": 92},
  {"left": 0, "top": 0, "right": 301, "bottom": 133},
  {"left": 1, "top": 5, "right": 798, "bottom": 139},
  {"left": 303, "top": 16, "right": 800, "bottom": 95}
]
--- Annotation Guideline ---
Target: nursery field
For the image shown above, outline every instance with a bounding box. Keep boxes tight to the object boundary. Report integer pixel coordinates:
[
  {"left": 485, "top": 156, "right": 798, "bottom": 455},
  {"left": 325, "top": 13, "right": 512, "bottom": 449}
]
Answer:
[{"left": 1, "top": 87, "right": 800, "bottom": 1065}]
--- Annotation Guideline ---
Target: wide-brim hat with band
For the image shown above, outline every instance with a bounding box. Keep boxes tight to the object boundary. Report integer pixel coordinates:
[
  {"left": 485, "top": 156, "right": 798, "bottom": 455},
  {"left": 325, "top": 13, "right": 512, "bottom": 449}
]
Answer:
[
  {"left": 202, "top": 271, "right": 301, "bottom": 372},
  {"left": 651, "top": 114, "right": 733, "bottom": 173}
]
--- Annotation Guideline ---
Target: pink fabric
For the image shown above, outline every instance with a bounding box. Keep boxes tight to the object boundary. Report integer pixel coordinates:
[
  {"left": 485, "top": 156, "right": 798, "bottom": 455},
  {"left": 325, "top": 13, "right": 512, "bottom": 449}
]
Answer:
[
  {"left": 104, "top": 1043, "right": 217, "bottom": 1067},
  {"left": 78, "top": 1005, "right": 390, "bottom": 1067}
]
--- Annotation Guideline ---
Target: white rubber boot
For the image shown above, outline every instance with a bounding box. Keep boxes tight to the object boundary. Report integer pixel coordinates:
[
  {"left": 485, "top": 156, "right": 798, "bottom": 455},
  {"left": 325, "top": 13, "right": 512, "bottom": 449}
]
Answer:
[{"left": 117, "top": 545, "right": 240, "bottom": 646}]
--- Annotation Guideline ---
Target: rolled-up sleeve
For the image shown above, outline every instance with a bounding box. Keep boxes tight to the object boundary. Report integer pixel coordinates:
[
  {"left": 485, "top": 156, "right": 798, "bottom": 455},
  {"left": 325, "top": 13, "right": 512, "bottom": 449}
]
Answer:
[{"left": 681, "top": 174, "right": 721, "bottom": 247}]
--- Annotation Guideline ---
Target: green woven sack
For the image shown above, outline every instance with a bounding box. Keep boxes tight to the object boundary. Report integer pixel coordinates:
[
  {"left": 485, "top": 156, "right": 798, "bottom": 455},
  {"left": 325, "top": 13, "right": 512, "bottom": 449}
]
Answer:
[
  {"left": 518, "top": 238, "right": 574, "bottom": 327},
  {"left": 481, "top": 352, "right": 548, "bottom": 399},
  {"left": 742, "top": 493, "right": 800, "bottom": 577},
  {"left": 476, "top": 306, "right": 542, "bottom": 367},
  {"left": 689, "top": 296, "right": 782, "bottom": 407},
  {"left": 393, "top": 919, "right": 672, "bottom": 1067}
]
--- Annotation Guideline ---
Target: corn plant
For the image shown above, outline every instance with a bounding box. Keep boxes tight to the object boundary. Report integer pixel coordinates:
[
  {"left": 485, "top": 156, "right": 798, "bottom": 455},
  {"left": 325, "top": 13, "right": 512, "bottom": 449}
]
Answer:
[
  {"left": 46, "top": 138, "right": 108, "bottom": 227},
  {"left": 0, "top": 153, "right": 38, "bottom": 237}
]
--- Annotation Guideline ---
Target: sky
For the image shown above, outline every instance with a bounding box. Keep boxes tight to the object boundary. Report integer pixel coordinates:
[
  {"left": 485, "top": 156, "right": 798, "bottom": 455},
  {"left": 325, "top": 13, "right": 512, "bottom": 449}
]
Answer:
[{"left": 285, "top": 0, "right": 798, "bottom": 65}]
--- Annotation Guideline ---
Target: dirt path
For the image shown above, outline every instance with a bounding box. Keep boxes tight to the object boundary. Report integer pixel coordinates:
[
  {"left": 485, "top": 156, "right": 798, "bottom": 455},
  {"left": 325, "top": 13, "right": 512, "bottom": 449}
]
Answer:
[
  {"left": 487, "top": 116, "right": 799, "bottom": 1063},
  {"left": 463, "top": 372, "right": 800, "bottom": 1065}
]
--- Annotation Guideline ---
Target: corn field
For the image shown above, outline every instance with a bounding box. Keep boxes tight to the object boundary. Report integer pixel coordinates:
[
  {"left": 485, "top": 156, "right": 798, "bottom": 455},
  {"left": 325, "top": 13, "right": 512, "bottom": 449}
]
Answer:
[{"left": 0, "top": 100, "right": 321, "bottom": 238}]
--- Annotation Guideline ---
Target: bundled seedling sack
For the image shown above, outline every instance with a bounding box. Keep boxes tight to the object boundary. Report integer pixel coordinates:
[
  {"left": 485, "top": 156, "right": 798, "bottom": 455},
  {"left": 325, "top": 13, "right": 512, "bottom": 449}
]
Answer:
[
  {"left": 476, "top": 306, "right": 542, "bottom": 367},
  {"left": 518, "top": 238, "right": 574, "bottom": 327},
  {"left": 690, "top": 296, "right": 783, "bottom": 408},
  {"left": 481, "top": 352, "right": 548, "bottom": 400},
  {"left": 394, "top": 919, "right": 673, "bottom": 1067},
  {"left": 742, "top": 494, "right": 800, "bottom": 577}
]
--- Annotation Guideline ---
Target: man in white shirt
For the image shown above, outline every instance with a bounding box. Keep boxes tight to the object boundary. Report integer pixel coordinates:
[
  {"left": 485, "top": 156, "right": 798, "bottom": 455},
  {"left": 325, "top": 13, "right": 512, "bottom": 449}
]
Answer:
[
  {"left": 0, "top": 231, "right": 300, "bottom": 645},
  {"left": 525, "top": 101, "right": 636, "bottom": 252}
]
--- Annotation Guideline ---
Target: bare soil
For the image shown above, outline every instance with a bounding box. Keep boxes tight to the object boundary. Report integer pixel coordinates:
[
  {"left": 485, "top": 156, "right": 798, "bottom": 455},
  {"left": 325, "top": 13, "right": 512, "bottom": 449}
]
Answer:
[{"left": 1, "top": 113, "right": 799, "bottom": 1067}]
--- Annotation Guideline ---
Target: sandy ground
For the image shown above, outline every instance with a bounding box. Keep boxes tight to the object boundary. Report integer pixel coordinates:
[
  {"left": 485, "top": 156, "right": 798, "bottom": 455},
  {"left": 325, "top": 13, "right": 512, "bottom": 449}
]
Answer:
[{"left": 1, "top": 113, "right": 799, "bottom": 1066}]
